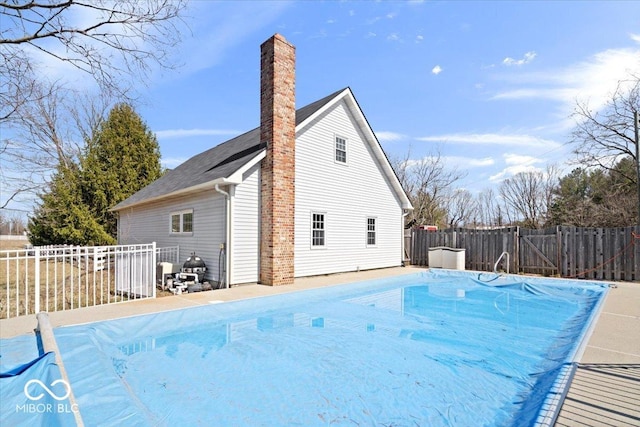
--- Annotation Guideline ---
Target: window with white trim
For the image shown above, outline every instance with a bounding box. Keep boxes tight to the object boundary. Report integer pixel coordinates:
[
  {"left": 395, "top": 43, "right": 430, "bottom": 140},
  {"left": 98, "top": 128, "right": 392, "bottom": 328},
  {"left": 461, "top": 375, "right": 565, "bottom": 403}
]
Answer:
[
  {"left": 170, "top": 210, "right": 193, "bottom": 234},
  {"left": 335, "top": 136, "right": 347, "bottom": 163},
  {"left": 367, "top": 217, "right": 376, "bottom": 246},
  {"left": 311, "top": 212, "right": 325, "bottom": 247}
]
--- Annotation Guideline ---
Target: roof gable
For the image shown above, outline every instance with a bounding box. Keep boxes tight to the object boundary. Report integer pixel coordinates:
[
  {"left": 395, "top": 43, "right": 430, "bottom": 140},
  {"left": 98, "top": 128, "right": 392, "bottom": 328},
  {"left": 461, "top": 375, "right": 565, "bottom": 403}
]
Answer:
[
  {"left": 112, "top": 89, "right": 347, "bottom": 211},
  {"left": 112, "top": 87, "right": 411, "bottom": 211},
  {"left": 296, "top": 88, "right": 412, "bottom": 210}
]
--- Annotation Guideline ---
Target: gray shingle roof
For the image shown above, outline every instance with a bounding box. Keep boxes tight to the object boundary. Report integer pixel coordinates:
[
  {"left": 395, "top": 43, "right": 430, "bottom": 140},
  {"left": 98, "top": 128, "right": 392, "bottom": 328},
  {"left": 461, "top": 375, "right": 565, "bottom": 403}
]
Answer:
[{"left": 112, "top": 88, "right": 347, "bottom": 211}]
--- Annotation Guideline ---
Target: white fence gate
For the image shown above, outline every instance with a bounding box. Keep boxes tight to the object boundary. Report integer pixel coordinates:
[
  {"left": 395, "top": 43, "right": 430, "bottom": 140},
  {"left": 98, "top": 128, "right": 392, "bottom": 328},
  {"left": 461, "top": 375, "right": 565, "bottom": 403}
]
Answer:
[
  {"left": 0, "top": 243, "right": 179, "bottom": 319},
  {"left": 115, "top": 246, "right": 155, "bottom": 298}
]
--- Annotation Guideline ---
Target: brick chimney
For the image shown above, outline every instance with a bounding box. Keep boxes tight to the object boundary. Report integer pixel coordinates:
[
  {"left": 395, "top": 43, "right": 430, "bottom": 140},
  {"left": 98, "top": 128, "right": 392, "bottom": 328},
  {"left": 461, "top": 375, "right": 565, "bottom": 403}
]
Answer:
[{"left": 260, "top": 34, "right": 296, "bottom": 286}]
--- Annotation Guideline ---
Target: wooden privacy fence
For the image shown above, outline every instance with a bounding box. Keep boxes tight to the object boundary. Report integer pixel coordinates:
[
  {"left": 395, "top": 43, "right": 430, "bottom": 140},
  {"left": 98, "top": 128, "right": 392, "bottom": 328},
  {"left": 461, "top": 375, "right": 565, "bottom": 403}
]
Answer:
[{"left": 410, "top": 225, "right": 639, "bottom": 282}]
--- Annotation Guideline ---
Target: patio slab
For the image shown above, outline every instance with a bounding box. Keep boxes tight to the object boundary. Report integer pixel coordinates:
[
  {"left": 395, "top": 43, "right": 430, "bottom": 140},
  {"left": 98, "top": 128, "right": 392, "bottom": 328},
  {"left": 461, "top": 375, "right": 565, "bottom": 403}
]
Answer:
[{"left": 555, "top": 281, "right": 640, "bottom": 427}]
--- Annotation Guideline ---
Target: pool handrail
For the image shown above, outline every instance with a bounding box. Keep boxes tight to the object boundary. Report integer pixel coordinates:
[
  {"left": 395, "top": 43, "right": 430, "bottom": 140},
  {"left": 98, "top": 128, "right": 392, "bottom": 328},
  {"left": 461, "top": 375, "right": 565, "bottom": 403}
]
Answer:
[{"left": 493, "top": 251, "right": 510, "bottom": 274}]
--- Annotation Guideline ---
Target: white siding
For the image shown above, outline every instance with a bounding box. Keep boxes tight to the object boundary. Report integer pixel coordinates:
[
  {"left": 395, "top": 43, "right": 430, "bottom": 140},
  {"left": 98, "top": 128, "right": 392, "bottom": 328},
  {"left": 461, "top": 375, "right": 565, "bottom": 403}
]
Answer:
[
  {"left": 232, "top": 164, "right": 260, "bottom": 284},
  {"left": 294, "top": 99, "right": 403, "bottom": 277},
  {"left": 117, "top": 191, "right": 226, "bottom": 282}
]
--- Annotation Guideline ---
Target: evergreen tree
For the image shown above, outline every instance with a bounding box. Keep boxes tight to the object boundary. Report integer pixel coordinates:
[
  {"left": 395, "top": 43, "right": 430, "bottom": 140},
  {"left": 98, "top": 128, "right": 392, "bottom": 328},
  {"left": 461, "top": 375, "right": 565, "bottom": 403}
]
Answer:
[
  {"left": 28, "top": 103, "right": 162, "bottom": 245},
  {"left": 28, "top": 164, "right": 114, "bottom": 245},
  {"left": 548, "top": 157, "right": 637, "bottom": 227},
  {"left": 81, "top": 103, "right": 163, "bottom": 238},
  {"left": 549, "top": 169, "right": 594, "bottom": 226}
]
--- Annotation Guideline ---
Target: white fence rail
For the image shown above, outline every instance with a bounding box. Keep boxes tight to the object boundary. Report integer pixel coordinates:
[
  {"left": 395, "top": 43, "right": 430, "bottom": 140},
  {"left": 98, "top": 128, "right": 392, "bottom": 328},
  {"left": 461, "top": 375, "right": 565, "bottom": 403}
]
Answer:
[
  {"left": 156, "top": 246, "right": 180, "bottom": 265},
  {"left": 0, "top": 243, "right": 179, "bottom": 319}
]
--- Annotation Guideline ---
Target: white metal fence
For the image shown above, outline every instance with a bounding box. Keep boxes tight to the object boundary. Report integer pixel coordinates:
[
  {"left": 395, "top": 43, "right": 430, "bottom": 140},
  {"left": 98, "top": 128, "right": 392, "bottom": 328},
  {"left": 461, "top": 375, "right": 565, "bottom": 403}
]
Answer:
[{"left": 0, "top": 243, "right": 179, "bottom": 319}]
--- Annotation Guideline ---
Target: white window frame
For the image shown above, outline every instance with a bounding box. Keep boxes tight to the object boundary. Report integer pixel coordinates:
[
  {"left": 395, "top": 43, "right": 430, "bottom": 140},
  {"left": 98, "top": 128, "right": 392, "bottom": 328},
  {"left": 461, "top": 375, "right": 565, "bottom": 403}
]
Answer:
[
  {"left": 311, "top": 212, "right": 326, "bottom": 248},
  {"left": 170, "top": 209, "right": 193, "bottom": 234},
  {"left": 366, "top": 217, "right": 377, "bottom": 247},
  {"left": 334, "top": 135, "right": 347, "bottom": 164}
]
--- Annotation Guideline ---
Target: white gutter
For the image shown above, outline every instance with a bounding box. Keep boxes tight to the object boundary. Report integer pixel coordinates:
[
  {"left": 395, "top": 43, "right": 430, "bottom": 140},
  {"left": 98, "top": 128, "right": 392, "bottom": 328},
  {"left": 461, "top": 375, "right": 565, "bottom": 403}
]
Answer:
[
  {"left": 111, "top": 151, "right": 266, "bottom": 213},
  {"left": 214, "top": 184, "right": 232, "bottom": 288},
  {"left": 110, "top": 178, "right": 229, "bottom": 212}
]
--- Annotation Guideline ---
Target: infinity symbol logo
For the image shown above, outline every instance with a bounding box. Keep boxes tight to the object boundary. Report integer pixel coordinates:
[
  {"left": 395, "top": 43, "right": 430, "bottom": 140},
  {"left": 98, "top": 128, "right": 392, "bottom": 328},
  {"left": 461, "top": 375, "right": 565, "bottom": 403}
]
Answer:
[{"left": 24, "top": 379, "right": 71, "bottom": 401}]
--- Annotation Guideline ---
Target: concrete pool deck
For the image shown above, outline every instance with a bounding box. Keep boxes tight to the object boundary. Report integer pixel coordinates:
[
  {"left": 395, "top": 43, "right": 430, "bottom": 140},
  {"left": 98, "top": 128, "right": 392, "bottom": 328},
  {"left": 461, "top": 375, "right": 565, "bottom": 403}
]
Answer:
[{"left": 1, "top": 266, "right": 638, "bottom": 425}]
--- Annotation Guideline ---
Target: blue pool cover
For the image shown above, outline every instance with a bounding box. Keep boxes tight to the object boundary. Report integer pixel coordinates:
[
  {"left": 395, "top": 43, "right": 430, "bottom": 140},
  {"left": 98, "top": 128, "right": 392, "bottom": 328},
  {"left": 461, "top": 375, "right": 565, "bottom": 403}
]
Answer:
[
  {"left": 1, "top": 270, "right": 608, "bottom": 426},
  {"left": 0, "top": 350, "right": 77, "bottom": 426}
]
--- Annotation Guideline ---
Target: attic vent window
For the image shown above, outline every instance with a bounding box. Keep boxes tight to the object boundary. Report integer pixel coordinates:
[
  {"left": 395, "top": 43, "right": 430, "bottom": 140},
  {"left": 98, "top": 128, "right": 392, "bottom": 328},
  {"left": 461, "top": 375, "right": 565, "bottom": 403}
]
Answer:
[
  {"left": 171, "top": 210, "right": 193, "bottom": 234},
  {"left": 335, "top": 136, "right": 347, "bottom": 163}
]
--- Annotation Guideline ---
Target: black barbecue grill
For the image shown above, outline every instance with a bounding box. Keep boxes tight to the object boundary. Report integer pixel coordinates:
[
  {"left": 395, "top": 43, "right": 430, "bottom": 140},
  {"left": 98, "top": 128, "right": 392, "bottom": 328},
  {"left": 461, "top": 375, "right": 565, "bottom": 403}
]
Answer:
[{"left": 181, "top": 253, "right": 207, "bottom": 283}]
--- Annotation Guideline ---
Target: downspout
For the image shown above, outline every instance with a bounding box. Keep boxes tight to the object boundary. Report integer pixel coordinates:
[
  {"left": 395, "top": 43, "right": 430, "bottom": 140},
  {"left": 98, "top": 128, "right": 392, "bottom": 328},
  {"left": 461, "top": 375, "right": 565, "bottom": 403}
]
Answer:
[
  {"left": 115, "top": 211, "right": 120, "bottom": 243},
  {"left": 402, "top": 209, "right": 410, "bottom": 266},
  {"left": 215, "top": 184, "right": 232, "bottom": 288}
]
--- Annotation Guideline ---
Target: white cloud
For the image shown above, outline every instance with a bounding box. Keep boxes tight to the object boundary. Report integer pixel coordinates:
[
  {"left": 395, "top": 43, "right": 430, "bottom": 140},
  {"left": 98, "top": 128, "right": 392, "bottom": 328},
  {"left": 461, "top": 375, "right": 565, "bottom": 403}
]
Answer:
[
  {"left": 470, "top": 157, "right": 495, "bottom": 167},
  {"left": 404, "top": 154, "right": 493, "bottom": 171},
  {"left": 488, "top": 153, "right": 543, "bottom": 182},
  {"left": 155, "top": 128, "right": 239, "bottom": 139},
  {"left": 416, "top": 35, "right": 424, "bottom": 43},
  {"left": 492, "top": 46, "right": 640, "bottom": 123},
  {"left": 630, "top": 33, "right": 640, "bottom": 43},
  {"left": 443, "top": 156, "right": 495, "bottom": 167},
  {"left": 375, "top": 131, "right": 406, "bottom": 142},
  {"left": 569, "top": 48, "right": 640, "bottom": 110},
  {"left": 503, "top": 51, "right": 537, "bottom": 66},
  {"left": 416, "top": 132, "right": 561, "bottom": 149},
  {"left": 503, "top": 153, "right": 540, "bottom": 166},
  {"left": 489, "top": 165, "right": 539, "bottom": 182},
  {"left": 431, "top": 65, "right": 443, "bottom": 75},
  {"left": 491, "top": 88, "right": 576, "bottom": 101},
  {"left": 387, "top": 33, "right": 401, "bottom": 42},
  {"left": 366, "top": 32, "right": 377, "bottom": 38}
]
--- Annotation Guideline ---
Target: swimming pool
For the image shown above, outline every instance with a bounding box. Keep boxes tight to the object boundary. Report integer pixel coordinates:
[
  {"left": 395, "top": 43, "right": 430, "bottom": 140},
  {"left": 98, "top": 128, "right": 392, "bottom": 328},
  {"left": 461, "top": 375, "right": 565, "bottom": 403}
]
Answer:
[{"left": 2, "top": 270, "right": 608, "bottom": 426}]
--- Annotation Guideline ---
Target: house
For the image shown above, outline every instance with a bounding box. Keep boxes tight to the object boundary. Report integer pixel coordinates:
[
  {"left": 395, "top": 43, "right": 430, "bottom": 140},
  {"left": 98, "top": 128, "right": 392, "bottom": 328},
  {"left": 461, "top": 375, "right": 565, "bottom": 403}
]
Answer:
[{"left": 111, "top": 34, "right": 413, "bottom": 286}]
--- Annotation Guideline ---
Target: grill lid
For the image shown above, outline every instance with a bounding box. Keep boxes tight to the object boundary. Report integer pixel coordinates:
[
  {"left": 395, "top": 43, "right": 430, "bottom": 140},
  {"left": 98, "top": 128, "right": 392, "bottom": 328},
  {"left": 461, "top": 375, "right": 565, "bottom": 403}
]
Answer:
[{"left": 183, "top": 253, "right": 206, "bottom": 270}]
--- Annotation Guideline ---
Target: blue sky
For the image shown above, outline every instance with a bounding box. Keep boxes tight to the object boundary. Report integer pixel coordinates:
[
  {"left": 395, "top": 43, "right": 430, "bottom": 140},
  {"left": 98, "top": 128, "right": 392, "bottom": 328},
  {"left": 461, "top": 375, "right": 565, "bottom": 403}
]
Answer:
[
  {"left": 8, "top": 0, "right": 640, "bottom": 214},
  {"left": 138, "top": 0, "right": 639, "bottom": 193}
]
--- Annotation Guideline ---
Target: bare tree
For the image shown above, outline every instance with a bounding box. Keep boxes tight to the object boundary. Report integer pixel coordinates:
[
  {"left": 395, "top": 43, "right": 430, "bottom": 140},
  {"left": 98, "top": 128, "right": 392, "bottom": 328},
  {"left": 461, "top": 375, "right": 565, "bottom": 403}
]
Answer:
[
  {"left": 0, "top": 211, "right": 27, "bottom": 235},
  {"left": 0, "top": 45, "right": 36, "bottom": 122},
  {"left": 476, "top": 188, "right": 505, "bottom": 227},
  {"left": 390, "top": 148, "right": 466, "bottom": 228},
  {"left": 1, "top": 83, "right": 112, "bottom": 210},
  {"left": 1, "top": 0, "right": 187, "bottom": 112},
  {"left": 1, "top": 0, "right": 187, "bottom": 212},
  {"left": 447, "top": 189, "right": 477, "bottom": 228},
  {"left": 498, "top": 165, "right": 560, "bottom": 228},
  {"left": 570, "top": 74, "right": 639, "bottom": 181},
  {"left": 570, "top": 74, "right": 640, "bottom": 225}
]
